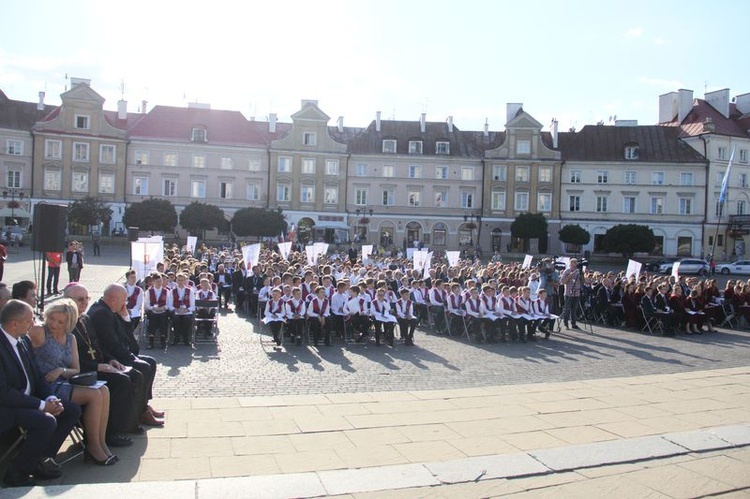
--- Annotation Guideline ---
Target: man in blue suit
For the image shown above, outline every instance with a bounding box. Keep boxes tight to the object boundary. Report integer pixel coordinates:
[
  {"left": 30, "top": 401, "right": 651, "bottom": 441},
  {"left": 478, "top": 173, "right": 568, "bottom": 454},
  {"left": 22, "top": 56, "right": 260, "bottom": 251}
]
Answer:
[{"left": 0, "top": 300, "right": 81, "bottom": 487}]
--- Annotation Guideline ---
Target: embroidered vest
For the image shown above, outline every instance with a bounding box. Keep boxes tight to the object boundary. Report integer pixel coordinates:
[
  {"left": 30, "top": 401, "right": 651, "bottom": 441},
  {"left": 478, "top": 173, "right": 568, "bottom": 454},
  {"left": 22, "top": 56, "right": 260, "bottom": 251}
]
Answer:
[
  {"left": 172, "top": 287, "right": 190, "bottom": 308},
  {"left": 312, "top": 298, "right": 328, "bottom": 316},
  {"left": 149, "top": 287, "right": 167, "bottom": 307},
  {"left": 127, "top": 286, "right": 141, "bottom": 309}
]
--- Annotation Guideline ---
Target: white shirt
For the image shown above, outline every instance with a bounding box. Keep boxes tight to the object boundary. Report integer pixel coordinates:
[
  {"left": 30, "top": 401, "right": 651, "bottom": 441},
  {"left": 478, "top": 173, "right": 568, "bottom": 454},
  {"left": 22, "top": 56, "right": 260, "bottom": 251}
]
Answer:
[{"left": 2, "top": 328, "right": 48, "bottom": 409}]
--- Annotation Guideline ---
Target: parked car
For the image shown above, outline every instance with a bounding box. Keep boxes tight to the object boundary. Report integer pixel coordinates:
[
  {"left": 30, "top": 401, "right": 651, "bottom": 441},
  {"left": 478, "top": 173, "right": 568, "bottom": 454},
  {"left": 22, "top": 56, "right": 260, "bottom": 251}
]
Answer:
[
  {"left": 715, "top": 260, "right": 750, "bottom": 275},
  {"left": 645, "top": 257, "right": 680, "bottom": 272},
  {"left": 112, "top": 227, "right": 126, "bottom": 237},
  {"left": 658, "top": 258, "right": 710, "bottom": 275},
  {"left": 0, "top": 226, "right": 25, "bottom": 245}
]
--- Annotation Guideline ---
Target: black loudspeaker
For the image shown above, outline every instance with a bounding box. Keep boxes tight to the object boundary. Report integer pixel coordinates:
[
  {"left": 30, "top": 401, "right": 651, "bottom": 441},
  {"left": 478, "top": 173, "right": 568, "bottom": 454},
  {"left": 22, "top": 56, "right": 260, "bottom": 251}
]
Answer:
[
  {"left": 128, "top": 227, "right": 139, "bottom": 242},
  {"left": 32, "top": 204, "right": 67, "bottom": 252}
]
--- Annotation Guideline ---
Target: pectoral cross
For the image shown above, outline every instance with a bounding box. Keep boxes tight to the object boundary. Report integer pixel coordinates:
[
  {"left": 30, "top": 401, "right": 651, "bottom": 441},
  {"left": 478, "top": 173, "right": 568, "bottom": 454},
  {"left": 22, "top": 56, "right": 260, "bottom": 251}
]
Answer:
[{"left": 88, "top": 346, "right": 96, "bottom": 360}]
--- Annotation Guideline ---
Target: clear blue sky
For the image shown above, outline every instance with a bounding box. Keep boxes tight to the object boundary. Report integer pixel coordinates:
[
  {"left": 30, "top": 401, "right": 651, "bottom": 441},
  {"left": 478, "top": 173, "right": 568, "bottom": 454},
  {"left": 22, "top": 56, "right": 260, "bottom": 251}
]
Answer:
[{"left": 1, "top": 0, "right": 747, "bottom": 132}]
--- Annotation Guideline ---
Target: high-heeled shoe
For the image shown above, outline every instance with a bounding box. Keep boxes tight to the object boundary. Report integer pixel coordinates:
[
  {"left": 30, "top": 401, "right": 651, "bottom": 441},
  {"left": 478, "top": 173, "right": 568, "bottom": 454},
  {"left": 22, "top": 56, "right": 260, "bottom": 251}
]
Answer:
[{"left": 84, "top": 450, "right": 118, "bottom": 466}]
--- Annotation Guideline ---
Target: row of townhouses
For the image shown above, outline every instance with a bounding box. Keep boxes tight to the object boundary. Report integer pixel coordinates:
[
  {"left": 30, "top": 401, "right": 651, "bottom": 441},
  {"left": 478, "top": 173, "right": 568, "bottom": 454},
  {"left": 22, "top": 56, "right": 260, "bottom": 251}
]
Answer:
[{"left": 1, "top": 78, "right": 749, "bottom": 258}]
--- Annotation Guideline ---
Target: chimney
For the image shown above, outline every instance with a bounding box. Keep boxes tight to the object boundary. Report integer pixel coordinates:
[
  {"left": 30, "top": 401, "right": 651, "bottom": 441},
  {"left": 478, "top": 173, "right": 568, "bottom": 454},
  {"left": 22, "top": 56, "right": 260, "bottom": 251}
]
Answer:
[
  {"left": 702, "top": 117, "right": 715, "bottom": 133},
  {"left": 269, "top": 113, "right": 277, "bottom": 133},
  {"left": 70, "top": 77, "right": 91, "bottom": 88},
  {"left": 551, "top": 119, "right": 559, "bottom": 149},
  {"left": 506, "top": 103, "right": 523, "bottom": 123},
  {"left": 614, "top": 119, "right": 638, "bottom": 127},
  {"left": 420, "top": 113, "right": 426, "bottom": 133},
  {"left": 677, "top": 89, "right": 693, "bottom": 123},
  {"left": 658, "top": 91, "right": 679, "bottom": 123},
  {"left": 446, "top": 116, "right": 453, "bottom": 133},
  {"left": 375, "top": 111, "right": 381, "bottom": 132},
  {"left": 301, "top": 99, "right": 318, "bottom": 108},
  {"left": 736, "top": 92, "right": 750, "bottom": 114},
  {"left": 117, "top": 100, "right": 127, "bottom": 120},
  {"left": 483, "top": 118, "right": 489, "bottom": 138},
  {"left": 141, "top": 100, "right": 148, "bottom": 114},
  {"left": 705, "top": 88, "right": 730, "bottom": 118},
  {"left": 337, "top": 116, "right": 344, "bottom": 133},
  {"left": 37, "top": 91, "right": 45, "bottom": 111}
]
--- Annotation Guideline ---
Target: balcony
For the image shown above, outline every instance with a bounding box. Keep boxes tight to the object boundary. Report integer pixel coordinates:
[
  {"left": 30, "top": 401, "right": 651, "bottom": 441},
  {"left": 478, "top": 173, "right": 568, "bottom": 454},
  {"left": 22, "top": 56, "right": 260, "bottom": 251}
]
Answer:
[{"left": 728, "top": 215, "right": 750, "bottom": 236}]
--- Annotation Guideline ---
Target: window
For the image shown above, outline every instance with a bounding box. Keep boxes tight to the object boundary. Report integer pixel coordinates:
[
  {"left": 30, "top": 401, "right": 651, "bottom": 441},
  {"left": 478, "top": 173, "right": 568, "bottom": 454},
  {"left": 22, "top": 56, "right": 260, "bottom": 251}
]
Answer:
[
  {"left": 133, "top": 176, "right": 149, "bottom": 195},
  {"left": 191, "top": 179, "right": 206, "bottom": 198},
  {"left": 623, "top": 197, "right": 636, "bottom": 213},
  {"left": 44, "top": 169, "right": 61, "bottom": 191},
  {"left": 278, "top": 156, "right": 291, "bottom": 173},
  {"left": 408, "top": 190, "right": 421, "bottom": 207},
  {"left": 538, "top": 193, "right": 552, "bottom": 212},
  {"left": 382, "top": 139, "right": 397, "bottom": 153},
  {"left": 516, "top": 166, "right": 529, "bottom": 182},
  {"left": 539, "top": 166, "right": 552, "bottom": 183},
  {"left": 301, "top": 158, "right": 315, "bottom": 174},
  {"left": 569, "top": 195, "right": 580, "bottom": 212},
  {"left": 624, "top": 171, "right": 637, "bottom": 185},
  {"left": 382, "top": 165, "right": 394, "bottom": 177},
  {"left": 163, "top": 152, "right": 177, "bottom": 167},
  {"left": 134, "top": 150, "right": 148, "bottom": 165},
  {"left": 163, "top": 179, "right": 177, "bottom": 197},
  {"left": 72, "top": 172, "right": 89, "bottom": 193},
  {"left": 276, "top": 182, "right": 291, "bottom": 202},
  {"left": 624, "top": 144, "right": 639, "bottom": 160},
  {"left": 220, "top": 181, "right": 233, "bottom": 199},
  {"left": 492, "top": 165, "right": 507, "bottom": 181},
  {"left": 680, "top": 172, "right": 694, "bottom": 186},
  {"left": 409, "top": 141, "right": 423, "bottom": 154},
  {"left": 6, "top": 139, "right": 22, "bottom": 156},
  {"left": 246, "top": 180, "right": 260, "bottom": 200},
  {"left": 382, "top": 188, "right": 394, "bottom": 206},
  {"left": 325, "top": 159, "right": 339, "bottom": 175},
  {"left": 73, "top": 142, "right": 89, "bottom": 162},
  {"left": 738, "top": 200, "right": 746, "bottom": 216},
  {"left": 248, "top": 158, "right": 262, "bottom": 171},
  {"left": 355, "top": 188, "right": 368, "bottom": 205},
  {"left": 434, "top": 189, "right": 447, "bottom": 207},
  {"left": 651, "top": 172, "right": 665, "bottom": 185},
  {"left": 679, "top": 197, "right": 692, "bottom": 215},
  {"left": 356, "top": 163, "right": 368, "bottom": 176},
  {"left": 461, "top": 167, "right": 474, "bottom": 181},
  {"left": 435, "top": 166, "right": 448, "bottom": 179},
  {"left": 193, "top": 155, "right": 206, "bottom": 168},
  {"left": 100, "top": 145, "right": 115, "bottom": 164},
  {"left": 715, "top": 199, "right": 724, "bottom": 217},
  {"left": 221, "top": 157, "right": 234, "bottom": 170},
  {"left": 98, "top": 173, "right": 114, "bottom": 194},
  {"left": 740, "top": 173, "right": 748, "bottom": 188},
  {"left": 75, "top": 115, "right": 90, "bottom": 129},
  {"left": 717, "top": 147, "right": 727, "bottom": 160},
  {"left": 408, "top": 165, "right": 422, "bottom": 178},
  {"left": 516, "top": 140, "right": 531, "bottom": 154},
  {"left": 436, "top": 141, "right": 450, "bottom": 155},
  {"left": 514, "top": 191, "right": 529, "bottom": 211},
  {"left": 324, "top": 186, "right": 338, "bottom": 204},
  {"left": 570, "top": 170, "right": 581, "bottom": 183},
  {"left": 597, "top": 171, "right": 608, "bottom": 184},
  {"left": 300, "top": 185, "right": 315, "bottom": 203},
  {"left": 45, "top": 140, "right": 61, "bottom": 159},
  {"left": 596, "top": 196, "right": 608, "bottom": 212},
  {"left": 6, "top": 170, "right": 20, "bottom": 189},
  {"left": 302, "top": 132, "right": 316, "bottom": 146},
  {"left": 716, "top": 171, "right": 724, "bottom": 187},
  {"left": 650, "top": 196, "right": 664, "bottom": 214},
  {"left": 192, "top": 128, "right": 206, "bottom": 142},
  {"left": 740, "top": 149, "right": 749, "bottom": 163},
  {"left": 491, "top": 190, "right": 506, "bottom": 211},
  {"left": 461, "top": 191, "right": 474, "bottom": 208}
]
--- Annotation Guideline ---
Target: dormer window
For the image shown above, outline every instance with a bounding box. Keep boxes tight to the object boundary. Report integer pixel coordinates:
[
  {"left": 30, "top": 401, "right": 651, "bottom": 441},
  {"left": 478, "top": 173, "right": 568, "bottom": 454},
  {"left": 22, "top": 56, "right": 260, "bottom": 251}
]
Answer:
[
  {"left": 409, "top": 140, "right": 423, "bottom": 154},
  {"left": 382, "top": 139, "right": 397, "bottom": 154},
  {"left": 192, "top": 128, "right": 207, "bottom": 142},
  {"left": 303, "top": 132, "right": 317, "bottom": 146},
  {"left": 624, "top": 143, "right": 639, "bottom": 160},
  {"left": 75, "top": 115, "right": 90, "bottom": 129},
  {"left": 436, "top": 141, "right": 450, "bottom": 155},
  {"left": 516, "top": 139, "right": 531, "bottom": 154}
]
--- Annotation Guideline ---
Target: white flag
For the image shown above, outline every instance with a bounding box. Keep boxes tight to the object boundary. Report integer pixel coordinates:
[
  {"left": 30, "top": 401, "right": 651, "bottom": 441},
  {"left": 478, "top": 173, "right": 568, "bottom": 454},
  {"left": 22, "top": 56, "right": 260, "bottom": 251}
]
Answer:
[
  {"left": 277, "top": 242, "right": 292, "bottom": 260},
  {"left": 186, "top": 236, "right": 197, "bottom": 255},
  {"left": 413, "top": 250, "right": 427, "bottom": 271},
  {"left": 626, "top": 259, "right": 642, "bottom": 279},
  {"left": 361, "top": 245, "right": 373, "bottom": 262},
  {"left": 131, "top": 242, "right": 162, "bottom": 279},
  {"left": 242, "top": 243, "right": 261, "bottom": 270},
  {"left": 522, "top": 254, "right": 533, "bottom": 269},
  {"left": 719, "top": 146, "right": 736, "bottom": 204},
  {"left": 446, "top": 251, "right": 461, "bottom": 267},
  {"left": 423, "top": 252, "right": 433, "bottom": 279},
  {"left": 313, "top": 242, "right": 328, "bottom": 259},
  {"left": 671, "top": 261, "right": 681, "bottom": 279}
]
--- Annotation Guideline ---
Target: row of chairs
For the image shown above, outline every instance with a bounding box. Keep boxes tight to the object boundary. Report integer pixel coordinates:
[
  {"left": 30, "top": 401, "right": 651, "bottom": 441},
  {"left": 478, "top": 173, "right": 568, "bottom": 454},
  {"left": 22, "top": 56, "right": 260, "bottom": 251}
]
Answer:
[{"left": 136, "top": 299, "right": 220, "bottom": 351}]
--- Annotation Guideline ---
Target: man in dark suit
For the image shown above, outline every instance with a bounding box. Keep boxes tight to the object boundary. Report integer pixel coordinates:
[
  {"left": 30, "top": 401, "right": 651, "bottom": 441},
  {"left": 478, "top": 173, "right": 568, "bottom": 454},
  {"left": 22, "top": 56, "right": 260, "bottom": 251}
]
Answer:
[
  {"left": 65, "top": 241, "right": 84, "bottom": 283},
  {"left": 0, "top": 300, "right": 81, "bottom": 487},
  {"left": 214, "top": 264, "right": 232, "bottom": 309},
  {"left": 245, "top": 266, "right": 265, "bottom": 317},
  {"left": 231, "top": 261, "right": 247, "bottom": 313}
]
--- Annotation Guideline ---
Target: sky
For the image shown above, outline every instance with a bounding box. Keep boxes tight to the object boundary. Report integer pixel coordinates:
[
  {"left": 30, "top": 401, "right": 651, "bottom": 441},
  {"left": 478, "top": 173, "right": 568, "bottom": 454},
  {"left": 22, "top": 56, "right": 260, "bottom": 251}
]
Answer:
[{"left": 1, "top": 0, "right": 748, "bottom": 132}]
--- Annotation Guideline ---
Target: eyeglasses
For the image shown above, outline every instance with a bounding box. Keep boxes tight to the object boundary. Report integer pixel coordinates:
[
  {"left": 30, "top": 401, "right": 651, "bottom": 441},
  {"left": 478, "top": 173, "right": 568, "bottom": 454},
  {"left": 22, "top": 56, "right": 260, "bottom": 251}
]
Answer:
[{"left": 73, "top": 296, "right": 90, "bottom": 303}]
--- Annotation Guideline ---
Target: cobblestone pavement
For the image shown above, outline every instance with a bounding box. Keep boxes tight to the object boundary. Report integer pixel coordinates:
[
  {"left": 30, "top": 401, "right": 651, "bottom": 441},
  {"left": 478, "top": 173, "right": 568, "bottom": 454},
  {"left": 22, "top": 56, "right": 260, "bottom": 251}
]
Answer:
[{"left": 6, "top": 245, "right": 750, "bottom": 399}]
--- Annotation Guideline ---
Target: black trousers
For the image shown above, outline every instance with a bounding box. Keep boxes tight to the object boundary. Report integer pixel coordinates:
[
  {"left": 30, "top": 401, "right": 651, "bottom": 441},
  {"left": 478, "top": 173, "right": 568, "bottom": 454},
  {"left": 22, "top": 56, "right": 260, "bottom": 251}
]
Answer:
[
  {"left": 131, "top": 356, "right": 156, "bottom": 402},
  {"left": 96, "top": 370, "right": 136, "bottom": 436},
  {"left": 147, "top": 312, "right": 168, "bottom": 340},
  {"left": 218, "top": 286, "right": 232, "bottom": 307},
  {"left": 46, "top": 266, "right": 60, "bottom": 293}
]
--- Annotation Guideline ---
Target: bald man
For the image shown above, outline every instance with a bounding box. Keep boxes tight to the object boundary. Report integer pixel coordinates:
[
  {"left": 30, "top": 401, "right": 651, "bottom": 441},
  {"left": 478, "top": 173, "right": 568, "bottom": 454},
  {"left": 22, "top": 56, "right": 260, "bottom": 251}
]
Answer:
[{"left": 88, "top": 284, "right": 163, "bottom": 429}]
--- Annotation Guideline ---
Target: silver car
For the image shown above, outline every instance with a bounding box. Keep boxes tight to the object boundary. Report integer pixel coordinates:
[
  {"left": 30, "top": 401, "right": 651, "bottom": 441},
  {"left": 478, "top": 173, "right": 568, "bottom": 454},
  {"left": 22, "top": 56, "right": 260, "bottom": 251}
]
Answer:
[
  {"left": 715, "top": 260, "right": 750, "bottom": 275},
  {"left": 658, "top": 258, "right": 710, "bottom": 275}
]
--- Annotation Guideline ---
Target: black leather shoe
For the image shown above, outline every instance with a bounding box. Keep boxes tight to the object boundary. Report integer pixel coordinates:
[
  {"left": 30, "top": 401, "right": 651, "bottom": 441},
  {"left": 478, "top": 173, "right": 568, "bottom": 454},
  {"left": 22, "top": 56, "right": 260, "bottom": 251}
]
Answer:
[
  {"left": 3, "top": 469, "right": 34, "bottom": 487},
  {"left": 106, "top": 434, "right": 134, "bottom": 447},
  {"left": 32, "top": 460, "right": 62, "bottom": 480}
]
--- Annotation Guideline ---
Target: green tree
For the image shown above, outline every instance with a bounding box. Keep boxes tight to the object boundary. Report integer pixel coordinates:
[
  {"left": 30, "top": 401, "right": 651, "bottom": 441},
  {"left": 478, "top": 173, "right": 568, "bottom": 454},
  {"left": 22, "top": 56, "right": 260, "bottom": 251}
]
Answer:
[
  {"left": 602, "top": 224, "right": 656, "bottom": 257},
  {"left": 67, "top": 196, "right": 112, "bottom": 228},
  {"left": 558, "top": 224, "right": 591, "bottom": 246},
  {"left": 123, "top": 198, "right": 178, "bottom": 233},
  {"left": 179, "top": 202, "right": 226, "bottom": 238},
  {"left": 510, "top": 213, "right": 548, "bottom": 240},
  {"left": 232, "top": 207, "right": 287, "bottom": 238}
]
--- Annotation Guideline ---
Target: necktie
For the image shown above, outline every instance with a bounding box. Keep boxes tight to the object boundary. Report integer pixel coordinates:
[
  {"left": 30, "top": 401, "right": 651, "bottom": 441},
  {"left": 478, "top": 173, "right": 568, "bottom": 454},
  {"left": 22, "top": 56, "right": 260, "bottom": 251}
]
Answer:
[{"left": 17, "top": 339, "right": 34, "bottom": 395}]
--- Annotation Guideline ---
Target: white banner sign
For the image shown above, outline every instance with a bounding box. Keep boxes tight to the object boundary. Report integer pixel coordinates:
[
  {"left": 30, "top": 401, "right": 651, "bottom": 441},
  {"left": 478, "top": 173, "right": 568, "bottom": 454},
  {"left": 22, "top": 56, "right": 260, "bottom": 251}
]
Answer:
[
  {"left": 131, "top": 242, "right": 163, "bottom": 279},
  {"left": 361, "top": 245, "right": 373, "bottom": 262},
  {"left": 522, "top": 254, "right": 533, "bottom": 269},
  {"left": 137, "top": 235, "right": 163, "bottom": 243},
  {"left": 413, "top": 250, "right": 427, "bottom": 271},
  {"left": 242, "top": 243, "right": 261, "bottom": 270},
  {"left": 277, "top": 242, "right": 292, "bottom": 260},
  {"left": 626, "top": 259, "right": 642, "bottom": 279},
  {"left": 423, "top": 252, "right": 433, "bottom": 279},
  {"left": 671, "top": 261, "right": 681, "bottom": 279},
  {"left": 446, "top": 251, "right": 461, "bottom": 267},
  {"left": 313, "top": 242, "right": 329, "bottom": 260},
  {"left": 186, "top": 236, "right": 197, "bottom": 255}
]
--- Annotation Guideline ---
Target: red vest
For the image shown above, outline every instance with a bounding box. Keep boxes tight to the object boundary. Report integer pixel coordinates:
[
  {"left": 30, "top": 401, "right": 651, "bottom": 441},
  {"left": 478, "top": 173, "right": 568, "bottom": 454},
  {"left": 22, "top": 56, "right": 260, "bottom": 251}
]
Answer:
[
  {"left": 149, "top": 287, "right": 167, "bottom": 307},
  {"left": 172, "top": 287, "right": 191, "bottom": 308},
  {"left": 312, "top": 298, "right": 328, "bottom": 316},
  {"left": 127, "top": 286, "right": 141, "bottom": 309}
]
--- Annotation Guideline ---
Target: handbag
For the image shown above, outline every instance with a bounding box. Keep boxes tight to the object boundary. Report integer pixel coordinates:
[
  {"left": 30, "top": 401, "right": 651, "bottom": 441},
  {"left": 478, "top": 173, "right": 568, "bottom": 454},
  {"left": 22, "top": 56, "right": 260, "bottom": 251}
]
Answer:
[{"left": 70, "top": 371, "right": 98, "bottom": 387}]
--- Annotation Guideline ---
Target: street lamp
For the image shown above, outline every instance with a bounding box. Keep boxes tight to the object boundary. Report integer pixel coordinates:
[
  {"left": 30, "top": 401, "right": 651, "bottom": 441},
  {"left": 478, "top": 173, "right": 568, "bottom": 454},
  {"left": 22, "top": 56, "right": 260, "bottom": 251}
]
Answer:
[
  {"left": 355, "top": 207, "right": 374, "bottom": 241},
  {"left": 463, "top": 211, "right": 482, "bottom": 246},
  {"left": 2, "top": 188, "right": 26, "bottom": 225}
]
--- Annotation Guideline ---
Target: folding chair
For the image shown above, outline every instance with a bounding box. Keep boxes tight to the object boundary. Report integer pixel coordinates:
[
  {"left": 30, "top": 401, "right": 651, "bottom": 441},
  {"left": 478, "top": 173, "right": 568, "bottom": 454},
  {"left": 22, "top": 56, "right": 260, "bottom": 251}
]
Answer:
[
  {"left": 194, "top": 299, "right": 220, "bottom": 345},
  {"left": 462, "top": 315, "right": 485, "bottom": 343},
  {"left": 57, "top": 424, "right": 86, "bottom": 465},
  {"left": 720, "top": 303, "right": 737, "bottom": 329},
  {"left": 640, "top": 307, "right": 664, "bottom": 335},
  {"left": 0, "top": 427, "right": 27, "bottom": 471}
]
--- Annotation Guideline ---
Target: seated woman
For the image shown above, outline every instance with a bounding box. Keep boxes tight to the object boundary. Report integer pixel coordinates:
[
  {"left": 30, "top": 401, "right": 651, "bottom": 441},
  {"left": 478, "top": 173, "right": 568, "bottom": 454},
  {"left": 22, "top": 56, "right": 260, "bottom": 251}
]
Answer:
[
  {"left": 668, "top": 285, "right": 690, "bottom": 333},
  {"left": 29, "top": 299, "right": 117, "bottom": 466},
  {"left": 621, "top": 282, "right": 641, "bottom": 329},
  {"left": 686, "top": 288, "right": 714, "bottom": 333}
]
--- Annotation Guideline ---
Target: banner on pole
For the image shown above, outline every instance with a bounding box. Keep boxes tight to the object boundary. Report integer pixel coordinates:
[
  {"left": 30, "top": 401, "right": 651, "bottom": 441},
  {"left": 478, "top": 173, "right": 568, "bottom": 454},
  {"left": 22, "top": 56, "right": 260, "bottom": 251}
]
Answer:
[
  {"left": 522, "top": 255, "right": 533, "bottom": 269},
  {"left": 242, "top": 243, "right": 261, "bottom": 270},
  {"left": 131, "top": 242, "right": 163, "bottom": 279},
  {"left": 186, "top": 236, "right": 197, "bottom": 255},
  {"left": 446, "top": 251, "right": 460, "bottom": 267},
  {"left": 626, "top": 259, "right": 642, "bottom": 279},
  {"left": 277, "top": 242, "right": 292, "bottom": 260},
  {"left": 423, "top": 252, "right": 433, "bottom": 279}
]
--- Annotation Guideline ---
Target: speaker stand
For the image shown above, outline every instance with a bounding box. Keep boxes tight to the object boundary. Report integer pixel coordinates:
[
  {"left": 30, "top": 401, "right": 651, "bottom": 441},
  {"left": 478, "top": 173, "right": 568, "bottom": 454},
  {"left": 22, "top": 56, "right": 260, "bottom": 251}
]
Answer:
[{"left": 38, "top": 253, "right": 47, "bottom": 314}]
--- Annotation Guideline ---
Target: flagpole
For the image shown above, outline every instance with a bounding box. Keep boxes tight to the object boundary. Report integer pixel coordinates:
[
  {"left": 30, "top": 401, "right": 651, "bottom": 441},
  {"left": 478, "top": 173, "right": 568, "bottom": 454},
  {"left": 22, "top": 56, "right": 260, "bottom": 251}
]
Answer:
[{"left": 710, "top": 145, "right": 736, "bottom": 261}]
